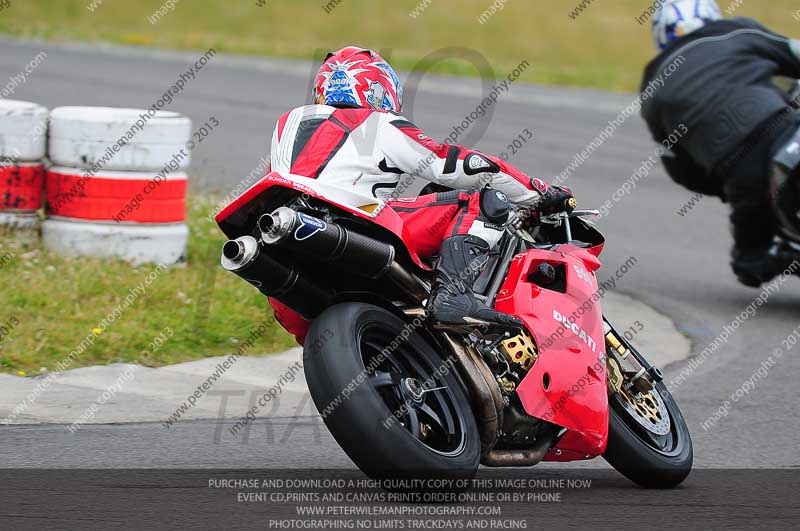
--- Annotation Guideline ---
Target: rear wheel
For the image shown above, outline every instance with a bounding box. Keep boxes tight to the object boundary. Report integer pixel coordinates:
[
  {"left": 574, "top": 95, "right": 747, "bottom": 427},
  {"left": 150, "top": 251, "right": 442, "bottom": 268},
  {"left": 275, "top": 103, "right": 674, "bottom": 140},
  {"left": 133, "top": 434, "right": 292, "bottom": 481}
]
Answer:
[
  {"left": 303, "top": 302, "right": 480, "bottom": 480},
  {"left": 602, "top": 323, "right": 693, "bottom": 488}
]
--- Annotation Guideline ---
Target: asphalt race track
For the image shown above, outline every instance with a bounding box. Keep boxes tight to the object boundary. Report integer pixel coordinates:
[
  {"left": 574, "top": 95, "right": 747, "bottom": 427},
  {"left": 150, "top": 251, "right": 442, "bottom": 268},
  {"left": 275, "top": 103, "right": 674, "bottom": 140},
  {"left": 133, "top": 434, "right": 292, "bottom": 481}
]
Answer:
[{"left": 1, "top": 37, "right": 799, "bottom": 529}]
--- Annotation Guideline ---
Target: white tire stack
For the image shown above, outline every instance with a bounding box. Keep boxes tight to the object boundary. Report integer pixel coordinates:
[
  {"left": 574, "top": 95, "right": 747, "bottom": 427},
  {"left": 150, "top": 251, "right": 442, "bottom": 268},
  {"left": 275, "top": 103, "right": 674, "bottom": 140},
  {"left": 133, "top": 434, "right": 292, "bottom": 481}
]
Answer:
[
  {"left": 43, "top": 107, "right": 192, "bottom": 265},
  {"left": 0, "top": 100, "right": 48, "bottom": 232}
]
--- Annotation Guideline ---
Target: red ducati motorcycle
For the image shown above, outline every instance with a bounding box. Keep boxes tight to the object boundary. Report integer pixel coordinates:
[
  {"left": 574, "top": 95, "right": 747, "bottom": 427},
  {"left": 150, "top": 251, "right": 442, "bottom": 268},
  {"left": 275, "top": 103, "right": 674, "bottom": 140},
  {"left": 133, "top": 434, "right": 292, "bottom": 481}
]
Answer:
[{"left": 216, "top": 173, "right": 693, "bottom": 488}]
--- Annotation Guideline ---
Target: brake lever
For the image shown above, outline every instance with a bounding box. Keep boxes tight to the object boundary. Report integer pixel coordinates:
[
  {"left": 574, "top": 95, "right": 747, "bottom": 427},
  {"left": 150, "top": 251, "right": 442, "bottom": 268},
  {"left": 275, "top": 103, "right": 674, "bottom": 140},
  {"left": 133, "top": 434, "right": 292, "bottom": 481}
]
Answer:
[
  {"left": 540, "top": 212, "right": 569, "bottom": 225},
  {"left": 505, "top": 210, "right": 536, "bottom": 242}
]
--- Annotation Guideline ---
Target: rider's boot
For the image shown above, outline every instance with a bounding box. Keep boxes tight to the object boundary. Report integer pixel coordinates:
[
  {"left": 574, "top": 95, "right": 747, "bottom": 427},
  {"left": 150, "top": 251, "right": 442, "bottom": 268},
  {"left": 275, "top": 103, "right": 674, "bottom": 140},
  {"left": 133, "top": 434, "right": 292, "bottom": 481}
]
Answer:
[
  {"left": 427, "top": 235, "right": 523, "bottom": 332},
  {"left": 732, "top": 241, "right": 800, "bottom": 287}
]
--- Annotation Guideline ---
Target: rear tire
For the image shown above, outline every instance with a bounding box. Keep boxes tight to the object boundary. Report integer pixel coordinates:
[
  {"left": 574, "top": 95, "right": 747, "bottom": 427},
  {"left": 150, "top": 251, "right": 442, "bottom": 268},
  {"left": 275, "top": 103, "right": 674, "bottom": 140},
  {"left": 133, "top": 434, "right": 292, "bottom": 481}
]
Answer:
[{"left": 303, "top": 302, "right": 480, "bottom": 481}]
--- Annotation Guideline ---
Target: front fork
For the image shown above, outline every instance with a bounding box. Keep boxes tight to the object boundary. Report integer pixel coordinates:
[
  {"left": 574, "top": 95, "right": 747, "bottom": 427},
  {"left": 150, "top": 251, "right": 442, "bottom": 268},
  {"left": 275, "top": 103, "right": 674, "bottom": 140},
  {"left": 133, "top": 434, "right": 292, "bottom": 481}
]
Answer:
[{"left": 603, "top": 318, "right": 663, "bottom": 396}]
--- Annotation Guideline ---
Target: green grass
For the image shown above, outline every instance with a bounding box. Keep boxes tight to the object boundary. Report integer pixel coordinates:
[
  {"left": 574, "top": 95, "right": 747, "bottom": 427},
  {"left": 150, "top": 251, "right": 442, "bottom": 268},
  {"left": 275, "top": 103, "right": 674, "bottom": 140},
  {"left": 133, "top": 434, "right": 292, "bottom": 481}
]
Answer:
[
  {"left": 0, "top": 198, "right": 295, "bottom": 375},
  {"left": 0, "top": 1, "right": 797, "bottom": 91}
]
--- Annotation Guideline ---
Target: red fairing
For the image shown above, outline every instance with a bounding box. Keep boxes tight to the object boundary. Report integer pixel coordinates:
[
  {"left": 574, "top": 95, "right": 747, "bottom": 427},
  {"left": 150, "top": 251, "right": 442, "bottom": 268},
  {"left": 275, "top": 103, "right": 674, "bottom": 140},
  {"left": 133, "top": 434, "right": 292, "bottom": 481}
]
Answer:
[
  {"left": 219, "top": 173, "right": 610, "bottom": 458},
  {"left": 494, "top": 245, "right": 609, "bottom": 458},
  {"left": 269, "top": 298, "right": 310, "bottom": 345},
  {"left": 215, "top": 172, "right": 431, "bottom": 270}
]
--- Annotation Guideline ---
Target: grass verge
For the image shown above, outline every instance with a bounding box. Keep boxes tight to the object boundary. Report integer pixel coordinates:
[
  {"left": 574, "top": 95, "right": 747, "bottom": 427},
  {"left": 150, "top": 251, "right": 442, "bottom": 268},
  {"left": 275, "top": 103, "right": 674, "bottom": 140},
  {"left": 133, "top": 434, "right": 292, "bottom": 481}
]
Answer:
[
  {"left": 0, "top": 1, "right": 797, "bottom": 92},
  {"left": 0, "top": 197, "right": 295, "bottom": 375}
]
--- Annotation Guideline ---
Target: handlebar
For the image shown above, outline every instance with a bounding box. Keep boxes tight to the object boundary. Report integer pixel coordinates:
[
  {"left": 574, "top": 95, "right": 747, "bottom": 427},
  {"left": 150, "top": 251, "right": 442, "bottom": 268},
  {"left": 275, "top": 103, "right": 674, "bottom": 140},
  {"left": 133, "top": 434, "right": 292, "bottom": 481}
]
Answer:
[
  {"left": 507, "top": 205, "right": 600, "bottom": 243},
  {"left": 569, "top": 209, "right": 601, "bottom": 218},
  {"left": 539, "top": 208, "right": 600, "bottom": 225}
]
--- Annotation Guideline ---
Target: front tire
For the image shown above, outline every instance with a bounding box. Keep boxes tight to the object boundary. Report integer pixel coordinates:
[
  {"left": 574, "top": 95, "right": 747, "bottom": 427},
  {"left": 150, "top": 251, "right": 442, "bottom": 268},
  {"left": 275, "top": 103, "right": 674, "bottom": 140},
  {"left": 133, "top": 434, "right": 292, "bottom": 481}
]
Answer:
[
  {"left": 303, "top": 302, "right": 480, "bottom": 480},
  {"left": 602, "top": 320, "right": 692, "bottom": 488},
  {"left": 604, "top": 384, "right": 693, "bottom": 488}
]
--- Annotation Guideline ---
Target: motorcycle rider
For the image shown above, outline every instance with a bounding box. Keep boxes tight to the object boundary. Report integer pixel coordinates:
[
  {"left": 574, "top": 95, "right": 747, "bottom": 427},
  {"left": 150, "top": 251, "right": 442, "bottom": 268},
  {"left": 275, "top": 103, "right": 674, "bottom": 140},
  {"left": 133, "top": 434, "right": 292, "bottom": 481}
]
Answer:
[
  {"left": 267, "top": 46, "right": 573, "bottom": 338},
  {"left": 642, "top": 0, "right": 800, "bottom": 287}
]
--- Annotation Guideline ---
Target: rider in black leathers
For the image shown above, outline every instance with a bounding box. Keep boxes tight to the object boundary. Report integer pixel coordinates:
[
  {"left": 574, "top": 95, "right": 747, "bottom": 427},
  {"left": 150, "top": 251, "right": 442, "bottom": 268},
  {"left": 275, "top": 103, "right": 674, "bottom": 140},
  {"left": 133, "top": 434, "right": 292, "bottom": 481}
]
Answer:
[{"left": 641, "top": 0, "right": 800, "bottom": 287}]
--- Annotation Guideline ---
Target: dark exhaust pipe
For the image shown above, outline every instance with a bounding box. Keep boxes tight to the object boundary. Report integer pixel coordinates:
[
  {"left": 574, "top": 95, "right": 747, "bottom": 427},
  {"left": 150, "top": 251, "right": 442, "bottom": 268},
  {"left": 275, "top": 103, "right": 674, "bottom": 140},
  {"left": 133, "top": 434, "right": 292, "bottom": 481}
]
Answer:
[
  {"left": 443, "top": 333, "right": 564, "bottom": 466},
  {"left": 258, "top": 207, "right": 395, "bottom": 279},
  {"left": 221, "top": 235, "right": 333, "bottom": 319},
  {"left": 441, "top": 334, "right": 502, "bottom": 453},
  {"left": 481, "top": 429, "right": 561, "bottom": 467}
]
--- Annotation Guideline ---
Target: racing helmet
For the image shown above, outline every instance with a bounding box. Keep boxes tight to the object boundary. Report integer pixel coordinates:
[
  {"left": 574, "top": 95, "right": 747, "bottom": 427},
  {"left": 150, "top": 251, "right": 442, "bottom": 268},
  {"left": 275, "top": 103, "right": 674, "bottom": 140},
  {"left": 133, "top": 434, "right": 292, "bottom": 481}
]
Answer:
[
  {"left": 312, "top": 46, "right": 403, "bottom": 113},
  {"left": 652, "top": 0, "right": 723, "bottom": 51}
]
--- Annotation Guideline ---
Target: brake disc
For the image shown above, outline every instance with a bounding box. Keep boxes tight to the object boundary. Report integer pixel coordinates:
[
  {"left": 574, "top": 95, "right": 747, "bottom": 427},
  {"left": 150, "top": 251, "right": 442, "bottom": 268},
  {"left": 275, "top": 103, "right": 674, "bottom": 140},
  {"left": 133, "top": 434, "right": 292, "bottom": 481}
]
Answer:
[{"left": 619, "top": 387, "right": 671, "bottom": 436}]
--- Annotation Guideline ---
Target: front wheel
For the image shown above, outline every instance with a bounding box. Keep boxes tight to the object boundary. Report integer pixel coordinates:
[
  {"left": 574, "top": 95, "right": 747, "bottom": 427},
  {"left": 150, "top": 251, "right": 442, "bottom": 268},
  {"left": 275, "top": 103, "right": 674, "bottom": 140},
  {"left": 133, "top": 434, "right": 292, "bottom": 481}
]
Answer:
[
  {"left": 602, "top": 323, "right": 693, "bottom": 488},
  {"left": 303, "top": 302, "right": 480, "bottom": 480}
]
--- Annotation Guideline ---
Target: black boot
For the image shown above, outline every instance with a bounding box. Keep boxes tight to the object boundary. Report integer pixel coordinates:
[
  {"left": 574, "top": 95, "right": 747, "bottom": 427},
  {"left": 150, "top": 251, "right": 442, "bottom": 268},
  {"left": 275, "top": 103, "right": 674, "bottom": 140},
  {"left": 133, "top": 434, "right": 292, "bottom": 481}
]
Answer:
[
  {"left": 427, "top": 235, "right": 523, "bottom": 333},
  {"left": 731, "top": 242, "right": 800, "bottom": 288}
]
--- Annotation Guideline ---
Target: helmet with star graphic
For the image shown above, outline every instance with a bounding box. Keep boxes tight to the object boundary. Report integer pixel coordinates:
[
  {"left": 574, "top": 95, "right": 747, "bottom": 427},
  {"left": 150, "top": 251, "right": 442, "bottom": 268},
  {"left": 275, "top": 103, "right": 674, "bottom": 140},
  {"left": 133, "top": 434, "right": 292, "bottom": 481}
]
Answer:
[{"left": 312, "top": 46, "right": 403, "bottom": 113}]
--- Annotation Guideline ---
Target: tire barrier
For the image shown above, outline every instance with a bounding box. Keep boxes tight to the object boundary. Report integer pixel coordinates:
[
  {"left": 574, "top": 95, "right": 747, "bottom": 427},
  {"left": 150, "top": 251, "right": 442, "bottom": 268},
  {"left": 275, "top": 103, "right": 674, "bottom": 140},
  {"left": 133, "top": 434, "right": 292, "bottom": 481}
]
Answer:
[
  {"left": 0, "top": 99, "right": 48, "bottom": 162},
  {"left": 43, "top": 106, "right": 192, "bottom": 265},
  {"left": 46, "top": 167, "right": 187, "bottom": 224},
  {"left": 42, "top": 218, "right": 189, "bottom": 265},
  {"left": 0, "top": 100, "right": 48, "bottom": 236},
  {"left": 48, "top": 107, "right": 192, "bottom": 171},
  {"left": 1, "top": 163, "right": 45, "bottom": 212},
  {"left": 0, "top": 211, "right": 39, "bottom": 229}
]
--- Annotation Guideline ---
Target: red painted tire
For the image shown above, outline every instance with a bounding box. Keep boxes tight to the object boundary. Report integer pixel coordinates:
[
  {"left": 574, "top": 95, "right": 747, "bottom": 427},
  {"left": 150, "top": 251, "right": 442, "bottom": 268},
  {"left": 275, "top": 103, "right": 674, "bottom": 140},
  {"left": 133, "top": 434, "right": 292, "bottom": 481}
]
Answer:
[
  {"left": 0, "top": 163, "right": 45, "bottom": 212},
  {"left": 45, "top": 167, "right": 187, "bottom": 223}
]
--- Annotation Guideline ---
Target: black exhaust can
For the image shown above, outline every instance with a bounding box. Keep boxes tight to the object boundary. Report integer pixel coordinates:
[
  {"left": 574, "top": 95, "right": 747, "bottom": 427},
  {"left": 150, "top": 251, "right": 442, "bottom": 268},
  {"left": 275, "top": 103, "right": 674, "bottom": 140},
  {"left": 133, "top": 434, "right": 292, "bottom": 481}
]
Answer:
[
  {"left": 258, "top": 207, "right": 395, "bottom": 279},
  {"left": 221, "top": 235, "right": 333, "bottom": 319}
]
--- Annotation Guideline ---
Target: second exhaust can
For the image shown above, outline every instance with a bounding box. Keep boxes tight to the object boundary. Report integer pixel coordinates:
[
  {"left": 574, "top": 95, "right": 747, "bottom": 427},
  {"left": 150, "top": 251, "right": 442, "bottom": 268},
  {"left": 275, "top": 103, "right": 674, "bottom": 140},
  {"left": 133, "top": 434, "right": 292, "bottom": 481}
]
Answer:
[{"left": 258, "top": 207, "right": 395, "bottom": 279}]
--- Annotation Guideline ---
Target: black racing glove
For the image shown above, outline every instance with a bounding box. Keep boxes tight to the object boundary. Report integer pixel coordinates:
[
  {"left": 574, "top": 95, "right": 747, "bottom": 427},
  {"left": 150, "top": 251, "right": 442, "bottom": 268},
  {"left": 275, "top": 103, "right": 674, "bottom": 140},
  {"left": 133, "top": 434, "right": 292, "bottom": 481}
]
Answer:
[
  {"left": 530, "top": 178, "right": 576, "bottom": 216},
  {"left": 516, "top": 180, "right": 575, "bottom": 229}
]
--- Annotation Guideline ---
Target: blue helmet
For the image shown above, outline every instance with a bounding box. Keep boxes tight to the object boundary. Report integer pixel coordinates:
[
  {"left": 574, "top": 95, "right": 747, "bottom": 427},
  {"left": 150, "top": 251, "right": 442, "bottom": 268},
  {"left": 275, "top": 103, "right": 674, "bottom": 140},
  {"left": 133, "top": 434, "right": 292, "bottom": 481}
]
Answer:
[{"left": 652, "top": 0, "right": 723, "bottom": 51}]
